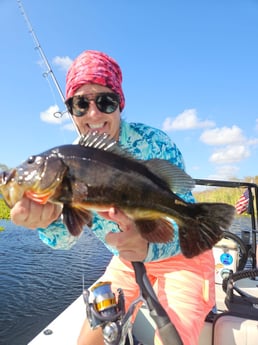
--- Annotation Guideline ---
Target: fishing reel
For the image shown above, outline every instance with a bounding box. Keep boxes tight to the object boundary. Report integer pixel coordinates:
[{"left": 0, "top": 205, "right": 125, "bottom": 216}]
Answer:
[
  {"left": 83, "top": 262, "right": 183, "bottom": 345},
  {"left": 83, "top": 281, "right": 128, "bottom": 345}
]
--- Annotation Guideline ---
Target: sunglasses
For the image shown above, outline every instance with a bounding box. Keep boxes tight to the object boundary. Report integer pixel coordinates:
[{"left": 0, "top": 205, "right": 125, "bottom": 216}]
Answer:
[{"left": 65, "top": 92, "right": 120, "bottom": 117}]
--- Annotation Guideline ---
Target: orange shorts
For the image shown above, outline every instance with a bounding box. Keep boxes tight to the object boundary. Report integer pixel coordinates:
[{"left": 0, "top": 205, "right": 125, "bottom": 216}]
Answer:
[{"left": 94, "top": 250, "right": 215, "bottom": 345}]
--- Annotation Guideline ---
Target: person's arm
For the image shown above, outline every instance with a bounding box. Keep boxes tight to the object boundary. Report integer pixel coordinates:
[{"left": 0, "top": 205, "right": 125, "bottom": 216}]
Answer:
[{"left": 100, "top": 208, "right": 148, "bottom": 261}]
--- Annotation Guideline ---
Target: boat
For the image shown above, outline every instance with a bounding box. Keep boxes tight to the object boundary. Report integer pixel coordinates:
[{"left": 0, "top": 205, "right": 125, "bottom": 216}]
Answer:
[{"left": 28, "top": 179, "right": 258, "bottom": 345}]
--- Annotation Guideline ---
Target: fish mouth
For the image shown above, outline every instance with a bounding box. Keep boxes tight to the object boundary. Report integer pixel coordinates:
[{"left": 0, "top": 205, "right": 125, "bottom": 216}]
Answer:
[
  {"left": 0, "top": 168, "right": 63, "bottom": 207},
  {"left": 0, "top": 169, "right": 16, "bottom": 186},
  {"left": 0, "top": 169, "right": 26, "bottom": 207}
]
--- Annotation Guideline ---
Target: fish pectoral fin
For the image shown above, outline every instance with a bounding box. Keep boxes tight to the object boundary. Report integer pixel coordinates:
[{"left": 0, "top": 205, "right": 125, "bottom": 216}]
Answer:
[
  {"left": 62, "top": 204, "right": 93, "bottom": 236},
  {"left": 179, "top": 203, "right": 236, "bottom": 258},
  {"left": 135, "top": 218, "right": 174, "bottom": 243}
]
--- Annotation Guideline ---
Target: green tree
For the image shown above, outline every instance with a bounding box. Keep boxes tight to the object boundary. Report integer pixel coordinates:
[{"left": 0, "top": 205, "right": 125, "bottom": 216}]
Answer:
[{"left": 0, "top": 198, "right": 10, "bottom": 219}]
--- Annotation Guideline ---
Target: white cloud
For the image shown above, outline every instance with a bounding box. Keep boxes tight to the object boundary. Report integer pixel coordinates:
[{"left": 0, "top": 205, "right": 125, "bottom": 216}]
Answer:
[
  {"left": 40, "top": 105, "right": 70, "bottom": 124},
  {"left": 207, "top": 165, "right": 239, "bottom": 180},
  {"left": 209, "top": 144, "right": 250, "bottom": 164},
  {"left": 61, "top": 122, "right": 77, "bottom": 131},
  {"left": 248, "top": 138, "right": 258, "bottom": 146},
  {"left": 162, "top": 109, "right": 215, "bottom": 131},
  {"left": 200, "top": 125, "right": 257, "bottom": 167},
  {"left": 53, "top": 56, "right": 73, "bottom": 71},
  {"left": 200, "top": 125, "right": 245, "bottom": 146},
  {"left": 40, "top": 105, "right": 78, "bottom": 132}
]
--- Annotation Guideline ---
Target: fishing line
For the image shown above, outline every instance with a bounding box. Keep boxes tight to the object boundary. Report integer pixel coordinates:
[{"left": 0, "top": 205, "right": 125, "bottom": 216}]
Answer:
[
  {"left": 16, "top": 0, "right": 80, "bottom": 134},
  {"left": 43, "top": 69, "right": 59, "bottom": 107},
  {"left": 17, "top": 0, "right": 87, "bottom": 294},
  {"left": 42, "top": 72, "right": 68, "bottom": 119}
]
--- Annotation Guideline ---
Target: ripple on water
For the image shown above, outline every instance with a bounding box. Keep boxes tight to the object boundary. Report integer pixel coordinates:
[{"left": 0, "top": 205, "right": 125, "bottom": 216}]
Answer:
[
  {"left": 0, "top": 216, "right": 254, "bottom": 345},
  {"left": 0, "top": 220, "right": 111, "bottom": 345}
]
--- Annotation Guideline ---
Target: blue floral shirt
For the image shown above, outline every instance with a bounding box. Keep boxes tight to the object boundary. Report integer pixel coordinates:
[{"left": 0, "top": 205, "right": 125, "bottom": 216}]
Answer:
[{"left": 38, "top": 120, "right": 194, "bottom": 262}]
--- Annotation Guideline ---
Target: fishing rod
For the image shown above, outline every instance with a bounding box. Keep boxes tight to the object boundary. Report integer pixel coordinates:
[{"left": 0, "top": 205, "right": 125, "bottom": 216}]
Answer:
[
  {"left": 16, "top": 0, "right": 80, "bottom": 135},
  {"left": 16, "top": 3, "right": 183, "bottom": 343}
]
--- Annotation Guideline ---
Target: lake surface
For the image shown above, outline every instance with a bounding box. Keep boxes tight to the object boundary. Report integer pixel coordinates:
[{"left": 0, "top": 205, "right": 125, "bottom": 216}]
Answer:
[
  {"left": 0, "top": 220, "right": 112, "bottom": 345},
  {"left": 0, "top": 216, "right": 254, "bottom": 345}
]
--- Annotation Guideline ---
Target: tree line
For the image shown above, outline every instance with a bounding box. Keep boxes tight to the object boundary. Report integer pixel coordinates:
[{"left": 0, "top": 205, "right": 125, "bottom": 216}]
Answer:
[
  {"left": 0, "top": 199, "right": 10, "bottom": 219},
  {"left": 194, "top": 176, "right": 258, "bottom": 207}
]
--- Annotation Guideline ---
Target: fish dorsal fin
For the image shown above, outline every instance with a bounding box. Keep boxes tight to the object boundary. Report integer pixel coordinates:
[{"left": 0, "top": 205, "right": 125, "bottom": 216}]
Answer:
[
  {"left": 79, "top": 132, "right": 117, "bottom": 151},
  {"left": 143, "top": 159, "right": 195, "bottom": 194},
  {"left": 79, "top": 132, "right": 134, "bottom": 158},
  {"left": 79, "top": 132, "right": 194, "bottom": 194}
]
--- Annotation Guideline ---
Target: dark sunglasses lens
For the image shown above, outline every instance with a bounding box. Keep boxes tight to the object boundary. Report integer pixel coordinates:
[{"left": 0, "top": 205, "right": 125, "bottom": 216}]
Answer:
[
  {"left": 96, "top": 94, "right": 119, "bottom": 114},
  {"left": 67, "top": 93, "right": 120, "bottom": 116},
  {"left": 72, "top": 97, "right": 90, "bottom": 116}
]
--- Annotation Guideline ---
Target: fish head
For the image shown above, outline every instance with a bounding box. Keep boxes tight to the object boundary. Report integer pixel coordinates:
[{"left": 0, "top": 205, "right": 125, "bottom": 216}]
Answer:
[
  {"left": 0, "top": 168, "right": 24, "bottom": 207},
  {"left": 0, "top": 150, "right": 68, "bottom": 207}
]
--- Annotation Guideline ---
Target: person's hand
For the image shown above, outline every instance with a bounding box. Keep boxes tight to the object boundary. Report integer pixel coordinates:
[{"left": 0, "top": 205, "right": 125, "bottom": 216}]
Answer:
[
  {"left": 10, "top": 197, "right": 62, "bottom": 229},
  {"left": 99, "top": 207, "right": 148, "bottom": 262}
]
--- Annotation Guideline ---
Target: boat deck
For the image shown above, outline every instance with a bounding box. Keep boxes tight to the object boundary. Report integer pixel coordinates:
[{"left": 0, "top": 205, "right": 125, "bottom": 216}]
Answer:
[{"left": 28, "top": 277, "right": 258, "bottom": 345}]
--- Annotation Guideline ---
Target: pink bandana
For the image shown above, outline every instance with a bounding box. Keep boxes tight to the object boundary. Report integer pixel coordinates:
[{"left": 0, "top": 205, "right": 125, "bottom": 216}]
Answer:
[{"left": 65, "top": 50, "right": 125, "bottom": 111}]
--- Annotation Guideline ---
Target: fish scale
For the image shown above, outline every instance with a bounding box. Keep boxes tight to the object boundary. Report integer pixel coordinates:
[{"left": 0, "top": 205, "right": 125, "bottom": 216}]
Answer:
[{"left": 0, "top": 132, "right": 235, "bottom": 258}]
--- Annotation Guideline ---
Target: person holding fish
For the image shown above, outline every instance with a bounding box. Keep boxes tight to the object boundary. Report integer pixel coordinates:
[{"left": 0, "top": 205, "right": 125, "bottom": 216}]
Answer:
[{"left": 8, "top": 50, "right": 235, "bottom": 345}]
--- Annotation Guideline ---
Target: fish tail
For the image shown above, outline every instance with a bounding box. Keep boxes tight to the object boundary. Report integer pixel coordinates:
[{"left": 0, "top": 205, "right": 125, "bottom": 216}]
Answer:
[
  {"left": 135, "top": 218, "right": 174, "bottom": 243},
  {"left": 178, "top": 202, "right": 235, "bottom": 258}
]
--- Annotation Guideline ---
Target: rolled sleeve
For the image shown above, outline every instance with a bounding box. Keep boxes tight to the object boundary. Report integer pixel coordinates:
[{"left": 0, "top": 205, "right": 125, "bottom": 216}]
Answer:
[{"left": 37, "top": 219, "right": 79, "bottom": 250}]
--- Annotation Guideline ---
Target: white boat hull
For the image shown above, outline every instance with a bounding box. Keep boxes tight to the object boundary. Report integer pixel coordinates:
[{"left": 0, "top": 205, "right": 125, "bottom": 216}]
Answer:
[{"left": 28, "top": 277, "right": 258, "bottom": 345}]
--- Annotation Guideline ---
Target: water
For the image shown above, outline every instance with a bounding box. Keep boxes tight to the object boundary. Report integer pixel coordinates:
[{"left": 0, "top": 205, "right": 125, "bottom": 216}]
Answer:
[
  {"left": 0, "top": 217, "right": 255, "bottom": 345},
  {"left": 0, "top": 220, "right": 112, "bottom": 345}
]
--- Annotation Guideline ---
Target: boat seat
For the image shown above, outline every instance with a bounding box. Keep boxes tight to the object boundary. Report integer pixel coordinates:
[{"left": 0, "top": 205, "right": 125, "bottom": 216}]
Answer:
[{"left": 213, "top": 313, "right": 258, "bottom": 345}]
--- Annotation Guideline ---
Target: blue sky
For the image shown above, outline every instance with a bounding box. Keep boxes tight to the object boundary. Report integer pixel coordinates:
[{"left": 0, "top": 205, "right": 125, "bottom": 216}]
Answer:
[{"left": 1, "top": 0, "right": 258, "bottom": 181}]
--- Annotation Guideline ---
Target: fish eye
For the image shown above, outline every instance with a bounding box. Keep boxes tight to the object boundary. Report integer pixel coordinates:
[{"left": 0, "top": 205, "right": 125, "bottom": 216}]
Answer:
[
  {"left": 26, "top": 155, "right": 43, "bottom": 165},
  {"left": 27, "top": 156, "right": 36, "bottom": 164}
]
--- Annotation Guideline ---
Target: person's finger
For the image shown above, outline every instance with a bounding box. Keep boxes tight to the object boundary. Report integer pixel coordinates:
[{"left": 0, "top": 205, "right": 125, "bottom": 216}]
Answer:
[
  {"left": 105, "top": 231, "right": 148, "bottom": 261},
  {"left": 11, "top": 198, "right": 33, "bottom": 225},
  {"left": 11, "top": 198, "right": 62, "bottom": 229},
  {"left": 107, "top": 208, "right": 135, "bottom": 232},
  {"left": 105, "top": 231, "right": 119, "bottom": 247},
  {"left": 41, "top": 203, "right": 62, "bottom": 222}
]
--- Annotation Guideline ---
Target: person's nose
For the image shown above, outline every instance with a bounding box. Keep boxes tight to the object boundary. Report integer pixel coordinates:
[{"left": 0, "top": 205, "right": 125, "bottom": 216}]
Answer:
[{"left": 86, "top": 101, "right": 102, "bottom": 118}]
